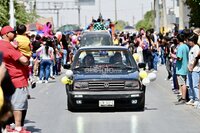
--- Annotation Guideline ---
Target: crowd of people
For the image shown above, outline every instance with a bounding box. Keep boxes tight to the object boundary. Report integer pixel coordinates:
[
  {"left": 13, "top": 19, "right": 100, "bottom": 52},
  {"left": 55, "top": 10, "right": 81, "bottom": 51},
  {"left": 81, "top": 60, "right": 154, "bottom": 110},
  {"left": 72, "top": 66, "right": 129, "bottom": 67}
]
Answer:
[
  {"left": 0, "top": 18, "right": 200, "bottom": 132},
  {"left": 0, "top": 22, "right": 82, "bottom": 132},
  {"left": 112, "top": 27, "right": 200, "bottom": 108}
]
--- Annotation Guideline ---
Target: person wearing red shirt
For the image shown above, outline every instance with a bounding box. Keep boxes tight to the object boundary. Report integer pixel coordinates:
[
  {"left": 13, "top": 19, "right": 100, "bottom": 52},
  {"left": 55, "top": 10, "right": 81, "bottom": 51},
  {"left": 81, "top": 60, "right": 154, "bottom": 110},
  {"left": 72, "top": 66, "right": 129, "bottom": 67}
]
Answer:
[{"left": 0, "top": 26, "right": 29, "bottom": 132}]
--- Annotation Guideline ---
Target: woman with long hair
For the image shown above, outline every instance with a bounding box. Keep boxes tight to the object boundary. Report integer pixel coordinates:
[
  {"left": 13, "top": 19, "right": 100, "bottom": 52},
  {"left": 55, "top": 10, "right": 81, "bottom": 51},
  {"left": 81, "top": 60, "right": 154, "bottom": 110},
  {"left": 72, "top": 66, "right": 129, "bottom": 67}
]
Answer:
[
  {"left": 36, "top": 38, "right": 54, "bottom": 83},
  {"left": 60, "top": 34, "right": 69, "bottom": 65}
]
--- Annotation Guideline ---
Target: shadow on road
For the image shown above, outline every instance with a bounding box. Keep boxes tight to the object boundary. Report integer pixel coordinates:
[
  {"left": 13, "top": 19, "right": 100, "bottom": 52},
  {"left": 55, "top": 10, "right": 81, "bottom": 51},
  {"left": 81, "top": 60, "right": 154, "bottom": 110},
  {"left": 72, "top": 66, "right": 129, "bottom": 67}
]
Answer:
[
  {"left": 25, "top": 120, "right": 42, "bottom": 133},
  {"left": 144, "top": 107, "right": 158, "bottom": 111},
  {"left": 26, "top": 126, "right": 42, "bottom": 133}
]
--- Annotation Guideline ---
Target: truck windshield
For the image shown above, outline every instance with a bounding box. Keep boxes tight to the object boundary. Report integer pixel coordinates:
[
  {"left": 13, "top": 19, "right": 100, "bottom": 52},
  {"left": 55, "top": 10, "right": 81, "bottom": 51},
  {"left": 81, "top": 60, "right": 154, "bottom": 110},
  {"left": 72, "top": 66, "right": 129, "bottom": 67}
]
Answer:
[{"left": 73, "top": 49, "right": 138, "bottom": 73}]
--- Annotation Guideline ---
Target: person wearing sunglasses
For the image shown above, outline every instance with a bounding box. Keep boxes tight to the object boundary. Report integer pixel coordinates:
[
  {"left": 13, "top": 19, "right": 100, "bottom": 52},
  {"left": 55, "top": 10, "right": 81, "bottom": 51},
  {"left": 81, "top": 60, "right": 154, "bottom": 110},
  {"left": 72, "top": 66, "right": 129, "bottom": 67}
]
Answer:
[{"left": 0, "top": 25, "right": 30, "bottom": 132}]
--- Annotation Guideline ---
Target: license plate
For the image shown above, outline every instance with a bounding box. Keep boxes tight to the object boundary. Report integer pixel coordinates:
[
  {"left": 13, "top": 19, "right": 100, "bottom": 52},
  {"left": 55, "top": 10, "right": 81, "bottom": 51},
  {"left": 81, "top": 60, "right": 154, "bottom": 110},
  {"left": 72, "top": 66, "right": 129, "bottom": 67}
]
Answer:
[{"left": 99, "top": 100, "right": 114, "bottom": 107}]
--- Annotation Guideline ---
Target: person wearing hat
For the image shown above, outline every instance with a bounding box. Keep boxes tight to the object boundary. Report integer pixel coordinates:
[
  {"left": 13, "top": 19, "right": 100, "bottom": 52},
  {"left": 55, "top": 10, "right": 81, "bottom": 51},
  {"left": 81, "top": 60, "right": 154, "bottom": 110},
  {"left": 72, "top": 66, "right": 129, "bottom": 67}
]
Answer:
[{"left": 0, "top": 25, "right": 30, "bottom": 132}]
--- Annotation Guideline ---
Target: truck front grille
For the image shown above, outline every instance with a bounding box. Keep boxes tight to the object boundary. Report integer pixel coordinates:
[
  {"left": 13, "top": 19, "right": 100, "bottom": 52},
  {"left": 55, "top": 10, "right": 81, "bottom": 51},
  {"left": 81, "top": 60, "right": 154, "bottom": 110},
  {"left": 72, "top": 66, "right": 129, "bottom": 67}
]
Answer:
[{"left": 88, "top": 81, "right": 125, "bottom": 90}]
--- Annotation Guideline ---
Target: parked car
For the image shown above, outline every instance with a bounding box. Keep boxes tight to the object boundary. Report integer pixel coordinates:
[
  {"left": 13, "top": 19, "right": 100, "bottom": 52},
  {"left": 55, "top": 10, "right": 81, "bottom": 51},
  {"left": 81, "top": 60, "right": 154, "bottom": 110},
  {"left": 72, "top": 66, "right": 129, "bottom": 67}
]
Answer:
[
  {"left": 64, "top": 46, "right": 146, "bottom": 111},
  {"left": 79, "top": 30, "right": 113, "bottom": 47}
]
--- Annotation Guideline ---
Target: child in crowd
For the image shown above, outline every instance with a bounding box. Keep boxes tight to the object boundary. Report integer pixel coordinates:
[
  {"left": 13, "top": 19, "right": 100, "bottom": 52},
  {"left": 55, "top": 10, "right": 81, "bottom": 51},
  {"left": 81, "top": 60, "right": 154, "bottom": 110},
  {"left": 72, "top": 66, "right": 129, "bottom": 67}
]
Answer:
[
  {"left": 12, "top": 25, "right": 35, "bottom": 98},
  {"left": 13, "top": 24, "right": 32, "bottom": 58}
]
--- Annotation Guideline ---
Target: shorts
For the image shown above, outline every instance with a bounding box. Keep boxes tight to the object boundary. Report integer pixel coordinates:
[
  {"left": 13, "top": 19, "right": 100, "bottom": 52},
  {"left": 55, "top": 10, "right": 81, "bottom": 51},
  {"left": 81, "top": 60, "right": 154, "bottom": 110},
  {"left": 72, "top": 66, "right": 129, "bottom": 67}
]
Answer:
[
  {"left": 11, "top": 87, "right": 28, "bottom": 110},
  {"left": 177, "top": 75, "right": 186, "bottom": 86}
]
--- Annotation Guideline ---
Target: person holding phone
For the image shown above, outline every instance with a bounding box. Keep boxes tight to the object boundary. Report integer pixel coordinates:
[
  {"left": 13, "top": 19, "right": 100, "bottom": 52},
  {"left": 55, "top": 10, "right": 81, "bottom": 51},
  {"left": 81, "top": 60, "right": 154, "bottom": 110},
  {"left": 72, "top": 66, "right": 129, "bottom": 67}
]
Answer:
[{"left": 0, "top": 25, "right": 30, "bottom": 132}]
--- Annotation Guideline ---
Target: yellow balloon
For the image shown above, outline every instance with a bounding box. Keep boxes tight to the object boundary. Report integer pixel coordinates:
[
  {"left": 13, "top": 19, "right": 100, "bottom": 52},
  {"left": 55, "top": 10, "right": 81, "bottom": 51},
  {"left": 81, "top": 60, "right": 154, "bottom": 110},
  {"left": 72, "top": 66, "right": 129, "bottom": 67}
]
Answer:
[
  {"left": 0, "top": 87, "right": 4, "bottom": 110},
  {"left": 139, "top": 71, "right": 148, "bottom": 79},
  {"left": 133, "top": 53, "right": 139, "bottom": 62},
  {"left": 61, "top": 76, "right": 73, "bottom": 85}
]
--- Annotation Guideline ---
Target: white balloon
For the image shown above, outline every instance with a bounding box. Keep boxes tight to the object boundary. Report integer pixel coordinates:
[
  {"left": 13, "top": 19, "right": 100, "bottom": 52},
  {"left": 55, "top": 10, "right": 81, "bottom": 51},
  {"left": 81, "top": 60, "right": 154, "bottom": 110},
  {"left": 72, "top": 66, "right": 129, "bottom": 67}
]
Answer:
[
  {"left": 147, "top": 73, "right": 157, "bottom": 82},
  {"left": 142, "top": 78, "right": 150, "bottom": 86},
  {"left": 66, "top": 70, "right": 73, "bottom": 77}
]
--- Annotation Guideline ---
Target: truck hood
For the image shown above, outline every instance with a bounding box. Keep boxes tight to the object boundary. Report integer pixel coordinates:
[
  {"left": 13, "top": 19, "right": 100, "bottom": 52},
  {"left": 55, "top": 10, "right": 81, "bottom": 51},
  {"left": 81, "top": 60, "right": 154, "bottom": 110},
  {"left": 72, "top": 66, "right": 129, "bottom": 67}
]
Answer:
[{"left": 73, "top": 71, "right": 139, "bottom": 81}]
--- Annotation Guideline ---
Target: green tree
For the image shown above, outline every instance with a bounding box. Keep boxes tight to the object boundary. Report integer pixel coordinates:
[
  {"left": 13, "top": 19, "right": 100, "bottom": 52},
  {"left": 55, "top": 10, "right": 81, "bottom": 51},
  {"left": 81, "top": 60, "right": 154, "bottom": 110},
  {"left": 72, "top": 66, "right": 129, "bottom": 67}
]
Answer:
[
  {"left": 0, "top": 5, "right": 9, "bottom": 26},
  {"left": 0, "top": 1, "right": 9, "bottom": 26},
  {"left": 0, "top": 0, "right": 38, "bottom": 27},
  {"left": 136, "top": 10, "right": 154, "bottom": 30},
  {"left": 115, "top": 20, "right": 129, "bottom": 31},
  {"left": 185, "top": 0, "right": 200, "bottom": 27}
]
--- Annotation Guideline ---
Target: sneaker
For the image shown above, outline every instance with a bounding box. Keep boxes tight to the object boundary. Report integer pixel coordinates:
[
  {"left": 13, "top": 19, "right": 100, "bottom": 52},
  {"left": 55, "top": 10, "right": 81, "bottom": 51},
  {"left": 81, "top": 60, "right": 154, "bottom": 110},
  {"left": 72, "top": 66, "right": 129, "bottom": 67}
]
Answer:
[
  {"left": 186, "top": 99, "right": 194, "bottom": 105},
  {"left": 172, "top": 89, "right": 179, "bottom": 92},
  {"left": 169, "top": 77, "right": 173, "bottom": 81},
  {"left": 175, "top": 99, "right": 186, "bottom": 105},
  {"left": 192, "top": 101, "right": 199, "bottom": 107},
  {"left": 37, "top": 80, "right": 43, "bottom": 84},
  {"left": 15, "top": 126, "right": 22, "bottom": 132},
  {"left": 177, "top": 95, "right": 182, "bottom": 101},
  {"left": 164, "top": 77, "right": 172, "bottom": 81},
  {"left": 50, "top": 76, "right": 55, "bottom": 79},
  {"left": 31, "top": 81, "right": 36, "bottom": 89},
  {"left": 11, "top": 127, "right": 31, "bottom": 133},
  {"left": 197, "top": 103, "right": 200, "bottom": 109},
  {"left": 44, "top": 80, "right": 48, "bottom": 83},
  {"left": 153, "top": 70, "right": 157, "bottom": 73},
  {"left": 173, "top": 90, "right": 180, "bottom": 94}
]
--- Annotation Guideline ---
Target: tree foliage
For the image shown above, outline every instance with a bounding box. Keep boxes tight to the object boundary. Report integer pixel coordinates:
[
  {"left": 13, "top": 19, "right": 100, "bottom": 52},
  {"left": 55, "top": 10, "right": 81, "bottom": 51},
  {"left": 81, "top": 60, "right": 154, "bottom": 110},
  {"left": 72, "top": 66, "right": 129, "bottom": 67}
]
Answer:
[
  {"left": 115, "top": 20, "right": 129, "bottom": 31},
  {"left": 0, "top": 0, "right": 38, "bottom": 27},
  {"left": 0, "top": 1, "right": 9, "bottom": 26},
  {"left": 136, "top": 10, "right": 154, "bottom": 31},
  {"left": 185, "top": 0, "right": 200, "bottom": 27}
]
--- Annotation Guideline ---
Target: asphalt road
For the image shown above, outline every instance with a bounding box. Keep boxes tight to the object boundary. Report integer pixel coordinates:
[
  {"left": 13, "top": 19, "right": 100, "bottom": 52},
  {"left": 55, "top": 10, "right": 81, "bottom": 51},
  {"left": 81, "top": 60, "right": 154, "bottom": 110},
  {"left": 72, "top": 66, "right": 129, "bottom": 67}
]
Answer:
[{"left": 25, "top": 65, "right": 200, "bottom": 133}]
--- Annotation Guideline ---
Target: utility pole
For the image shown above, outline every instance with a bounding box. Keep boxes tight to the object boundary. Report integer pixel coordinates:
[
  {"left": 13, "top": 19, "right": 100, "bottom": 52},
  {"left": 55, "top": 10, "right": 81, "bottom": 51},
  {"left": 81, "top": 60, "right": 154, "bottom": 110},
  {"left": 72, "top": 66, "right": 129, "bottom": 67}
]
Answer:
[
  {"left": 54, "top": 2, "right": 63, "bottom": 28},
  {"left": 85, "top": 16, "right": 87, "bottom": 26},
  {"left": 179, "top": 0, "right": 184, "bottom": 30},
  {"left": 141, "top": 3, "right": 144, "bottom": 19},
  {"left": 77, "top": 0, "right": 81, "bottom": 26},
  {"left": 172, "top": 0, "right": 175, "bottom": 10},
  {"left": 56, "top": 8, "right": 59, "bottom": 28},
  {"left": 132, "top": 16, "right": 135, "bottom": 26},
  {"left": 9, "top": 0, "right": 15, "bottom": 28},
  {"left": 154, "top": 0, "right": 160, "bottom": 33},
  {"left": 99, "top": 0, "right": 101, "bottom": 15},
  {"left": 114, "top": 0, "right": 117, "bottom": 22},
  {"left": 162, "top": 0, "right": 168, "bottom": 33}
]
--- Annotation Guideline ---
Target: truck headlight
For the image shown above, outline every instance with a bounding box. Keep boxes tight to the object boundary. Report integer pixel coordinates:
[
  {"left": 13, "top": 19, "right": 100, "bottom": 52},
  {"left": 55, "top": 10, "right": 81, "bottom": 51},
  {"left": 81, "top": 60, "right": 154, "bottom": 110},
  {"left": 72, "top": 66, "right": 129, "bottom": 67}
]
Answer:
[
  {"left": 125, "top": 80, "right": 140, "bottom": 89},
  {"left": 74, "top": 82, "right": 89, "bottom": 90}
]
